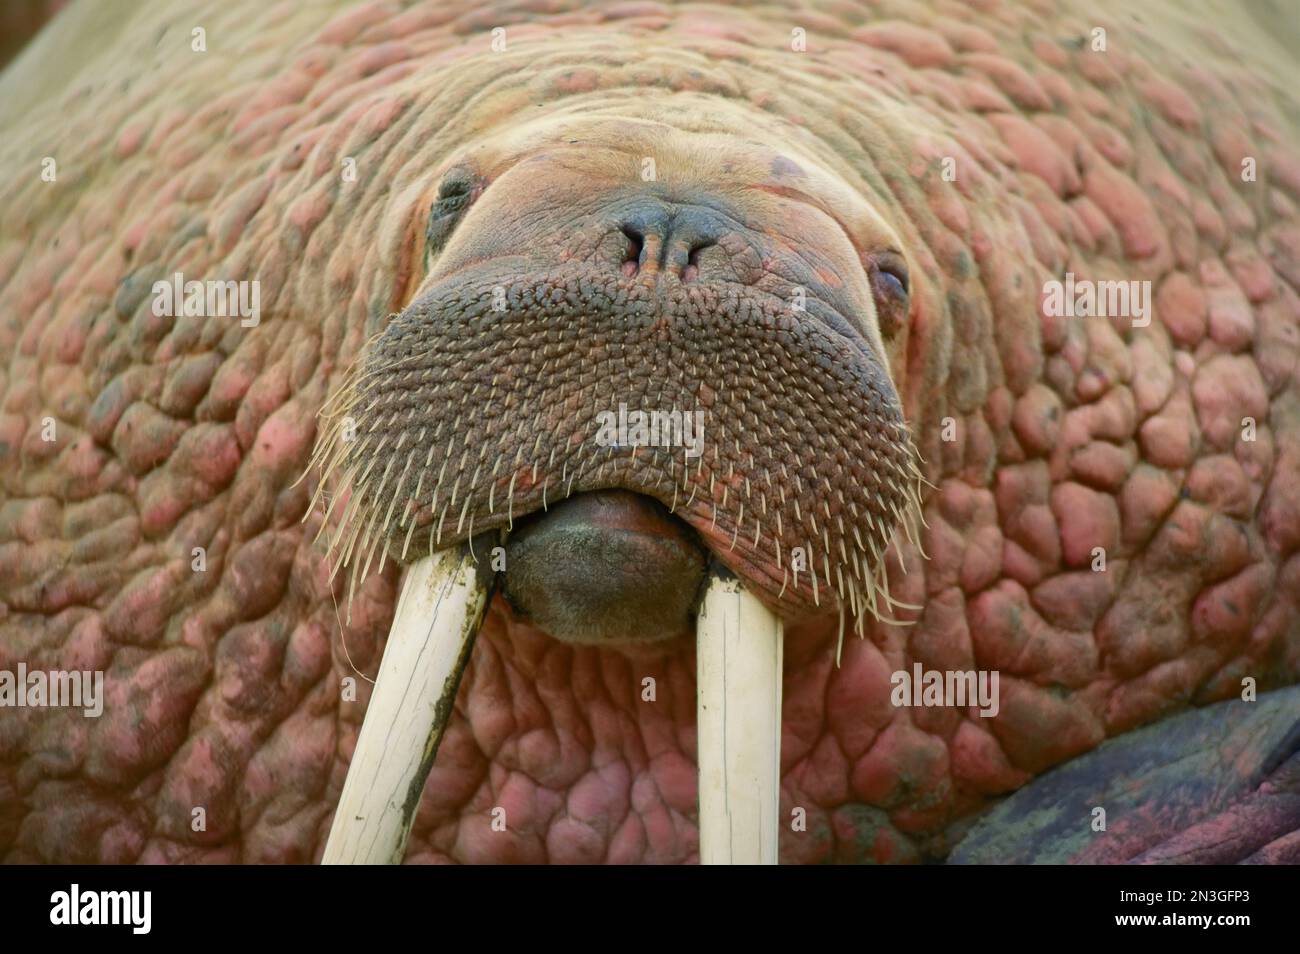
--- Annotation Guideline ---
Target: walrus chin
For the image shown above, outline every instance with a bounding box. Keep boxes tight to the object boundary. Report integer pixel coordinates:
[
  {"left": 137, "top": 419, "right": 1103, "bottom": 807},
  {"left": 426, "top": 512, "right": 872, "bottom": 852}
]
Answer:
[{"left": 304, "top": 109, "right": 927, "bottom": 864}]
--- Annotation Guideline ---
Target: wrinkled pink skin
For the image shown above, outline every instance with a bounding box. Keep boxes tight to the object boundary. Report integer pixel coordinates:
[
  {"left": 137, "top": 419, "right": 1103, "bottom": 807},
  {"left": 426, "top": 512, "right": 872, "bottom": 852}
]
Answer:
[{"left": 1, "top": 1, "right": 1298, "bottom": 863}]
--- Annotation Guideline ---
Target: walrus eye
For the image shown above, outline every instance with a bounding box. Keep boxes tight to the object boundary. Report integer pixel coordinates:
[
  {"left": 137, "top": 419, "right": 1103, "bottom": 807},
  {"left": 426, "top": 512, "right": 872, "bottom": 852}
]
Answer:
[
  {"left": 869, "top": 254, "right": 910, "bottom": 338},
  {"left": 425, "top": 167, "right": 481, "bottom": 261}
]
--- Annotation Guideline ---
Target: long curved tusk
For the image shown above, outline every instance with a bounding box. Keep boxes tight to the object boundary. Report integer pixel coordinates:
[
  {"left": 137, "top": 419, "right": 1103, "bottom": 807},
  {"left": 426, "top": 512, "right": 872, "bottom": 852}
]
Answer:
[
  {"left": 323, "top": 543, "right": 493, "bottom": 864},
  {"left": 696, "top": 570, "right": 784, "bottom": 864}
]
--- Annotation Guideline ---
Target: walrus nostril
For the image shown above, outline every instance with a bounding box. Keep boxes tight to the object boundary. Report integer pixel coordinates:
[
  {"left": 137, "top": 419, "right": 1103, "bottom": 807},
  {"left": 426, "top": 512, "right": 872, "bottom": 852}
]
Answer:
[
  {"left": 663, "top": 209, "right": 720, "bottom": 280},
  {"left": 621, "top": 226, "right": 644, "bottom": 277},
  {"left": 681, "top": 240, "right": 711, "bottom": 283},
  {"left": 614, "top": 201, "right": 725, "bottom": 279}
]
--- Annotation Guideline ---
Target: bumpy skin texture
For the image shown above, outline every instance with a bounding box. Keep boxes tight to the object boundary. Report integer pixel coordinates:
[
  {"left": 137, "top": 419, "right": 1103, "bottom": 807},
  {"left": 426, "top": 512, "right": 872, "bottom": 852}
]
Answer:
[{"left": 1, "top": 0, "right": 1298, "bottom": 863}]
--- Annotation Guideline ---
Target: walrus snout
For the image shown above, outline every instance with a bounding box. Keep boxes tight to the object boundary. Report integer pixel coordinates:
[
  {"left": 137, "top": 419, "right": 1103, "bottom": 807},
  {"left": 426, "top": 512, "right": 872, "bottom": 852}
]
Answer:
[
  {"left": 501, "top": 490, "right": 708, "bottom": 644},
  {"left": 612, "top": 198, "right": 729, "bottom": 282},
  {"left": 306, "top": 112, "right": 925, "bottom": 630}
]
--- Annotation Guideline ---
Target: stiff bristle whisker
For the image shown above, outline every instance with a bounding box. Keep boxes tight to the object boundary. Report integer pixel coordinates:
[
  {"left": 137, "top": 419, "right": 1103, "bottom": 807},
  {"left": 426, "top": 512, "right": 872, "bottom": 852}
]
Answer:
[{"left": 301, "top": 317, "right": 932, "bottom": 640}]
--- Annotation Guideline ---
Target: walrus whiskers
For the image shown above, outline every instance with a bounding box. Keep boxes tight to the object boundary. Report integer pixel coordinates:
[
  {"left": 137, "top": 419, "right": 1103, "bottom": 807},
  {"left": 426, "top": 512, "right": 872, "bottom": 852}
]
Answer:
[
  {"left": 305, "top": 278, "right": 931, "bottom": 636},
  {"left": 323, "top": 544, "right": 493, "bottom": 864},
  {"left": 696, "top": 570, "right": 783, "bottom": 864}
]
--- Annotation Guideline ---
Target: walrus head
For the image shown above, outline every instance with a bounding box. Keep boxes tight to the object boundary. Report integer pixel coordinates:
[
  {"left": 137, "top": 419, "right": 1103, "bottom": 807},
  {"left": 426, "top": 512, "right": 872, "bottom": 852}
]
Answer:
[
  {"left": 9, "top": 0, "right": 1298, "bottom": 871},
  {"left": 307, "top": 105, "right": 925, "bottom": 646}
]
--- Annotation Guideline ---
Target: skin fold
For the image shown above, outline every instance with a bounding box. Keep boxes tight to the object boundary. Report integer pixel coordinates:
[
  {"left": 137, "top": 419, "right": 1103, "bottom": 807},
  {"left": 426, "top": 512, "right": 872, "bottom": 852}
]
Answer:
[{"left": 0, "top": 0, "right": 1297, "bottom": 864}]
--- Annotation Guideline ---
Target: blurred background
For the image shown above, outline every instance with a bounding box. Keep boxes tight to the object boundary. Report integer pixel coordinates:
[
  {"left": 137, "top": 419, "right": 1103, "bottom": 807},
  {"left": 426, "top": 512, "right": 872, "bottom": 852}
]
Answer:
[{"left": 0, "top": 0, "right": 64, "bottom": 70}]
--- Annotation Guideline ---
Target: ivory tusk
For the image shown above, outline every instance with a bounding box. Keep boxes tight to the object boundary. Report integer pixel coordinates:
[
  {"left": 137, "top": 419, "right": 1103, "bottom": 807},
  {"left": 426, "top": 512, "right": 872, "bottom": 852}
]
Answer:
[
  {"left": 322, "top": 543, "right": 493, "bottom": 864},
  {"left": 696, "top": 570, "right": 784, "bottom": 865}
]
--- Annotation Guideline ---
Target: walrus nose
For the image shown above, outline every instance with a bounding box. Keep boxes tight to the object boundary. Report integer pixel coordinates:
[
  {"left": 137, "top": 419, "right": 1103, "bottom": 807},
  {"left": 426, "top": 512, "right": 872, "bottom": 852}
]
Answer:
[{"left": 617, "top": 201, "right": 723, "bottom": 281}]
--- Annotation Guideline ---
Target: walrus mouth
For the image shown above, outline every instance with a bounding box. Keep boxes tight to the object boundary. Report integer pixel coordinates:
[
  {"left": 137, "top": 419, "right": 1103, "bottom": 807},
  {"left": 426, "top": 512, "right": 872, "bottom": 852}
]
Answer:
[
  {"left": 500, "top": 489, "right": 710, "bottom": 645},
  {"left": 306, "top": 251, "right": 925, "bottom": 864}
]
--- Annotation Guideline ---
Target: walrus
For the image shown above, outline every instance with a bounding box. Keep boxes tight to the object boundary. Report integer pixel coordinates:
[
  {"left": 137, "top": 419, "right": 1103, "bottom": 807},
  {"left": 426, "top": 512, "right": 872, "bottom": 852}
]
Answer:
[{"left": 0, "top": 0, "right": 1297, "bottom": 865}]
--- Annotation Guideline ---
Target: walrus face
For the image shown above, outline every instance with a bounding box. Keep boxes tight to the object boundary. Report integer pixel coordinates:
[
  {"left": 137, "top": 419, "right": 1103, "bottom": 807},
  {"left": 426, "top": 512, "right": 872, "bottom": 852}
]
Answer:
[
  {"left": 9, "top": 0, "right": 1300, "bottom": 871},
  {"left": 308, "top": 111, "right": 925, "bottom": 644}
]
